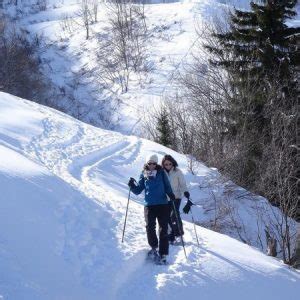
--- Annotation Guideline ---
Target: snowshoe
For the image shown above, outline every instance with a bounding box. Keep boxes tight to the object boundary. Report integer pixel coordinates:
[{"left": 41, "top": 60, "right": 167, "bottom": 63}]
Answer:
[
  {"left": 168, "top": 233, "right": 175, "bottom": 242},
  {"left": 147, "top": 248, "right": 159, "bottom": 262},
  {"left": 155, "top": 254, "right": 168, "bottom": 265},
  {"left": 170, "top": 236, "right": 182, "bottom": 246}
]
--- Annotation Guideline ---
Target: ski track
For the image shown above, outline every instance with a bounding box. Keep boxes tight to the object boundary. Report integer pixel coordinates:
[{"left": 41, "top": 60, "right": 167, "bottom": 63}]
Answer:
[
  {"left": 2, "top": 92, "right": 300, "bottom": 299},
  {"left": 20, "top": 108, "right": 300, "bottom": 299},
  {"left": 21, "top": 112, "right": 210, "bottom": 296},
  {"left": 68, "top": 140, "right": 130, "bottom": 181}
]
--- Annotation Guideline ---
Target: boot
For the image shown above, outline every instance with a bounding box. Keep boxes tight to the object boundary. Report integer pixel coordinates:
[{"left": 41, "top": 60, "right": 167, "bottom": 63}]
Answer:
[
  {"left": 147, "top": 248, "right": 159, "bottom": 261},
  {"left": 156, "top": 254, "right": 168, "bottom": 265}
]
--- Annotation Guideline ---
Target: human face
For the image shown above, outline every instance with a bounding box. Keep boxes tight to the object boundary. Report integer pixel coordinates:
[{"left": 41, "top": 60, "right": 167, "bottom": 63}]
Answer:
[
  {"left": 147, "top": 161, "right": 157, "bottom": 170},
  {"left": 163, "top": 160, "right": 173, "bottom": 170}
]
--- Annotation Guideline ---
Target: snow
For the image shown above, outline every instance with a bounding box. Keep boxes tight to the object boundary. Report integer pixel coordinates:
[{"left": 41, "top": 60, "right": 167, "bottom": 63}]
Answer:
[
  {"left": 0, "top": 146, "right": 99, "bottom": 300},
  {"left": 0, "top": 0, "right": 263, "bottom": 133},
  {"left": 2, "top": 0, "right": 298, "bottom": 134},
  {"left": 0, "top": 91, "right": 299, "bottom": 299},
  {"left": 0, "top": 145, "right": 44, "bottom": 176},
  {"left": 0, "top": 1, "right": 299, "bottom": 298}
]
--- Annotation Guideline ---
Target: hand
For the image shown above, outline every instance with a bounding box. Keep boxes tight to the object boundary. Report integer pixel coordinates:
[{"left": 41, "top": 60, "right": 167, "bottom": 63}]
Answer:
[
  {"left": 128, "top": 177, "right": 136, "bottom": 189},
  {"left": 184, "top": 191, "right": 190, "bottom": 199},
  {"left": 183, "top": 199, "right": 193, "bottom": 214}
]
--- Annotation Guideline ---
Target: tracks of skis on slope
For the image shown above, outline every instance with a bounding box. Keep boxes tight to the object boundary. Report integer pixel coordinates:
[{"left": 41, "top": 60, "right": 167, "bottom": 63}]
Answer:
[
  {"left": 23, "top": 114, "right": 209, "bottom": 295},
  {"left": 24, "top": 115, "right": 142, "bottom": 203},
  {"left": 22, "top": 116, "right": 147, "bottom": 290},
  {"left": 25, "top": 114, "right": 155, "bottom": 248}
]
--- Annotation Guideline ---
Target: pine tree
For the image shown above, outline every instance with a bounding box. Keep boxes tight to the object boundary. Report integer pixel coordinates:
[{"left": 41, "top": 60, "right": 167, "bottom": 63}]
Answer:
[
  {"left": 156, "top": 107, "right": 172, "bottom": 147},
  {"left": 207, "top": 0, "right": 299, "bottom": 118},
  {"left": 207, "top": 0, "right": 299, "bottom": 81},
  {"left": 205, "top": 0, "right": 299, "bottom": 185}
]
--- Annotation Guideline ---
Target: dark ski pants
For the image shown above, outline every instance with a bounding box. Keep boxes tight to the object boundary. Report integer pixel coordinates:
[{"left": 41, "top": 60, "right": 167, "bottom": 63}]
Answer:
[
  {"left": 144, "top": 204, "right": 169, "bottom": 256},
  {"left": 168, "top": 199, "right": 184, "bottom": 241}
]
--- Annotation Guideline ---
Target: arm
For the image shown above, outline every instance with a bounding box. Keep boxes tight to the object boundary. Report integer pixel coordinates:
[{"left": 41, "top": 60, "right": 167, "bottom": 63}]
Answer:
[
  {"left": 178, "top": 169, "right": 188, "bottom": 195},
  {"left": 162, "top": 170, "right": 175, "bottom": 199},
  {"left": 131, "top": 173, "right": 145, "bottom": 195}
]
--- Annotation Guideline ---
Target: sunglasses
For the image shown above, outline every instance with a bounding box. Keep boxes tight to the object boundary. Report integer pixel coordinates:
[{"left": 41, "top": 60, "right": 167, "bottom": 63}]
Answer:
[{"left": 148, "top": 162, "right": 157, "bottom": 165}]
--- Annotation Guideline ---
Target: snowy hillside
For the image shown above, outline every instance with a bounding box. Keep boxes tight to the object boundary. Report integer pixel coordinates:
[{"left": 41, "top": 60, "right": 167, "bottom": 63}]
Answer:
[
  {"left": 0, "top": 91, "right": 300, "bottom": 299},
  {"left": 3, "top": 0, "right": 291, "bottom": 133}
]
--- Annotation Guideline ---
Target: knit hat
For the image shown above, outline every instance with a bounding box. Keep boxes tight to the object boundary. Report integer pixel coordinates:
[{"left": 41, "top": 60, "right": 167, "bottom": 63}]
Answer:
[{"left": 145, "top": 154, "right": 158, "bottom": 164}]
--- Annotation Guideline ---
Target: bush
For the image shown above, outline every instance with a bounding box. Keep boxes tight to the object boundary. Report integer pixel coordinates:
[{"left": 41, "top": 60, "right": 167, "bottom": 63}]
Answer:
[{"left": 0, "top": 15, "right": 47, "bottom": 101}]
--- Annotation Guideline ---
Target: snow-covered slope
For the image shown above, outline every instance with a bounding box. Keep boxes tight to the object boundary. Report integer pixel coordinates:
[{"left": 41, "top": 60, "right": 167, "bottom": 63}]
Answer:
[
  {"left": 2, "top": 0, "right": 299, "bottom": 133},
  {"left": 0, "top": 91, "right": 299, "bottom": 300},
  {"left": 0, "top": 0, "right": 259, "bottom": 132},
  {"left": 0, "top": 145, "right": 105, "bottom": 299}
]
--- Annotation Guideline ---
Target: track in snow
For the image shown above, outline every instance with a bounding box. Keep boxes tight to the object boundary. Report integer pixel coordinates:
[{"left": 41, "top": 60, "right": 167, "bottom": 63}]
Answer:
[
  {"left": 22, "top": 111, "right": 207, "bottom": 294},
  {"left": 2, "top": 92, "right": 300, "bottom": 300}
]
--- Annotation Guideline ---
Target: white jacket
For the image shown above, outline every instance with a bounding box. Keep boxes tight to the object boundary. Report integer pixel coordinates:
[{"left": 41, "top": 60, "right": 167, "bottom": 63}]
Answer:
[{"left": 165, "top": 168, "right": 188, "bottom": 199}]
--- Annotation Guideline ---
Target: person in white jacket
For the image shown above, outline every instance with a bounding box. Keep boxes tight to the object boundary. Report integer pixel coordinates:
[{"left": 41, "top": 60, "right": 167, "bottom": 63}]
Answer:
[{"left": 162, "top": 154, "right": 190, "bottom": 244}]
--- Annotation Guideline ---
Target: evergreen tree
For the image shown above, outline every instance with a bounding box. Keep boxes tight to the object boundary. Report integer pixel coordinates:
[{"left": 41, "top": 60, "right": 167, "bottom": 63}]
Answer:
[
  {"left": 207, "top": 0, "right": 299, "bottom": 120},
  {"left": 205, "top": 0, "right": 299, "bottom": 185},
  {"left": 156, "top": 106, "right": 172, "bottom": 147},
  {"left": 207, "top": 0, "right": 299, "bottom": 81}
]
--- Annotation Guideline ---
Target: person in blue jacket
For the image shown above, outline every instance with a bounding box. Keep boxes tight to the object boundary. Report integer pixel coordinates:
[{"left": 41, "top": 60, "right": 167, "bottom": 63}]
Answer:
[{"left": 128, "top": 154, "right": 176, "bottom": 264}]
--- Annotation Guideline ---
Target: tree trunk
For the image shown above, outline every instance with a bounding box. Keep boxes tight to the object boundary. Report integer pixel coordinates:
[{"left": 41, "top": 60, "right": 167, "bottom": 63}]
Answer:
[
  {"left": 265, "top": 229, "right": 277, "bottom": 257},
  {"left": 292, "top": 223, "right": 300, "bottom": 269}
]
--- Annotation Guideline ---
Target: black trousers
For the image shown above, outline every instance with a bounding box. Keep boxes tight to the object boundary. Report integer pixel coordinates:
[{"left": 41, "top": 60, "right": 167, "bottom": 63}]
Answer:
[
  {"left": 168, "top": 199, "right": 184, "bottom": 241},
  {"left": 144, "top": 204, "right": 169, "bottom": 256}
]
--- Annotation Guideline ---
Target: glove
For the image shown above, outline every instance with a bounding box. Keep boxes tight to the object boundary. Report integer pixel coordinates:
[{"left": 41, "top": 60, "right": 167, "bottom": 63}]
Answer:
[
  {"left": 128, "top": 177, "right": 136, "bottom": 189},
  {"left": 183, "top": 199, "right": 193, "bottom": 214},
  {"left": 169, "top": 193, "right": 176, "bottom": 201},
  {"left": 184, "top": 191, "right": 190, "bottom": 199}
]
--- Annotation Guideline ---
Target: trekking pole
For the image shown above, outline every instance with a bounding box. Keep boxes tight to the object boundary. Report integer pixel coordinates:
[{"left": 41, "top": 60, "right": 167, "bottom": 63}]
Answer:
[
  {"left": 189, "top": 202, "right": 200, "bottom": 247},
  {"left": 171, "top": 200, "right": 187, "bottom": 259},
  {"left": 121, "top": 188, "right": 131, "bottom": 243}
]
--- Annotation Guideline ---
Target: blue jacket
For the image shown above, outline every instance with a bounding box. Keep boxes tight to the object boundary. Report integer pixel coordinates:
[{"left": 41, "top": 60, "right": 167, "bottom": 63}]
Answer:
[{"left": 131, "top": 169, "right": 173, "bottom": 206}]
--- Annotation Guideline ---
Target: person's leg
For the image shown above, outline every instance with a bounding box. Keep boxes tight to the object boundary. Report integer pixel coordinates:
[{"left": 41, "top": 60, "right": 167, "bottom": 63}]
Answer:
[
  {"left": 170, "top": 199, "right": 184, "bottom": 237},
  {"left": 174, "top": 198, "right": 184, "bottom": 236},
  {"left": 144, "top": 206, "right": 158, "bottom": 249},
  {"left": 157, "top": 204, "right": 170, "bottom": 256},
  {"left": 168, "top": 202, "right": 175, "bottom": 242}
]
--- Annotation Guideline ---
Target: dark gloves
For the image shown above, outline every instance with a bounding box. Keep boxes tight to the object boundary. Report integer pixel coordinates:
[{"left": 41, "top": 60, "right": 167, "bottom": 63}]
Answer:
[
  {"left": 184, "top": 191, "right": 190, "bottom": 199},
  {"left": 128, "top": 177, "right": 136, "bottom": 189},
  {"left": 183, "top": 199, "right": 193, "bottom": 214},
  {"left": 169, "top": 193, "right": 176, "bottom": 201}
]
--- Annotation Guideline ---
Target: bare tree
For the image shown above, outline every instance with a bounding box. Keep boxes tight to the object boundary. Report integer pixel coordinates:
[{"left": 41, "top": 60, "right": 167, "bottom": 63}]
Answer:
[
  {"left": 255, "top": 72, "right": 298, "bottom": 264},
  {"left": 145, "top": 18, "right": 233, "bottom": 167},
  {"left": 265, "top": 228, "right": 277, "bottom": 257},
  {"left": 60, "top": 13, "right": 76, "bottom": 36},
  {"left": 96, "top": 0, "right": 148, "bottom": 93},
  {"left": 74, "top": 0, "right": 93, "bottom": 39},
  {"left": 144, "top": 11, "right": 299, "bottom": 266},
  {"left": 82, "top": 0, "right": 92, "bottom": 39},
  {"left": 92, "top": 0, "right": 99, "bottom": 23},
  {"left": 37, "top": 0, "right": 47, "bottom": 11},
  {"left": 0, "top": 15, "right": 47, "bottom": 101}
]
